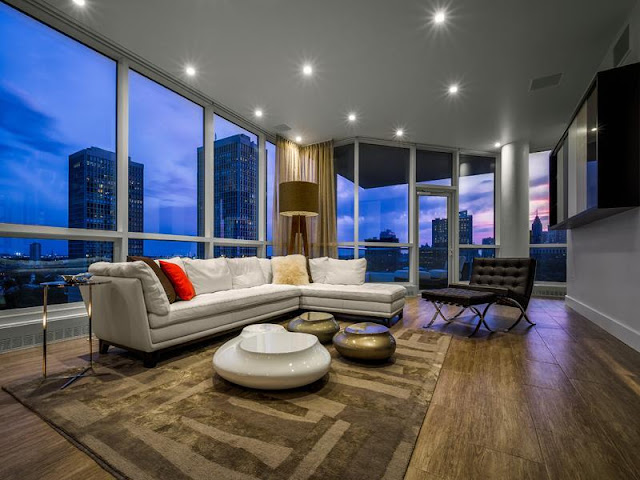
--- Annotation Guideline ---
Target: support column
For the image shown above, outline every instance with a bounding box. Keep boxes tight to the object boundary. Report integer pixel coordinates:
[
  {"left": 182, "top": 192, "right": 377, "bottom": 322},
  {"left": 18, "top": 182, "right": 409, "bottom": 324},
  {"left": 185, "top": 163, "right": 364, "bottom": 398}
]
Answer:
[{"left": 499, "top": 141, "right": 530, "bottom": 257}]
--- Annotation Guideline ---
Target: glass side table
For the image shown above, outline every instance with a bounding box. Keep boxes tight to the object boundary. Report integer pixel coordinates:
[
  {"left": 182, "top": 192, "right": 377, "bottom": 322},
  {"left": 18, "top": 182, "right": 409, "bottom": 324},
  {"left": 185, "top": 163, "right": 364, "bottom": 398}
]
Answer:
[{"left": 40, "top": 280, "right": 111, "bottom": 389}]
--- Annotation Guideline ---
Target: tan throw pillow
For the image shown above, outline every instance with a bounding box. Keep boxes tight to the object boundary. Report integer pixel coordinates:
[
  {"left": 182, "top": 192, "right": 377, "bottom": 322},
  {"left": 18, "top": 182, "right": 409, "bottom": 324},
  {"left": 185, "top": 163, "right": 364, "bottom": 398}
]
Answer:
[
  {"left": 271, "top": 255, "right": 310, "bottom": 285},
  {"left": 128, "top": 255, "right": 177, "bottom": 303}
]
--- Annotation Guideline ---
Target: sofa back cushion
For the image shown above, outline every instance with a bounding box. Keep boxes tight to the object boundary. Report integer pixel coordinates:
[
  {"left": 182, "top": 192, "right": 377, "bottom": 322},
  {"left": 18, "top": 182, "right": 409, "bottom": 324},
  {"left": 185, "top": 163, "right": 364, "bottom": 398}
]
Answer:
[
  {"left": 127, "top": 255, "right": 177, "bottom": 303},
  {"left": 184, "top": 258, "right": 232, "bottom": 295},
  {"left": 88, "top": 261, "right": 170, "bottom": 316},
  {"left": 226, "top": 257, "right": 266, "bottom": 289},
  {"left": 159, "top": 261, "right": 196, "bottom": 301},
  {"left": 272, "top": 255, "right": 310, "bottom": 285},
  {"left": 324, "top": 258, "right": 366, "bottom": 285},
  {"left": 258, "top": 258, "right": 272, "bottom": 283},
  {"left": 308, "top": 257, "right": 329, "bottom": 283}
]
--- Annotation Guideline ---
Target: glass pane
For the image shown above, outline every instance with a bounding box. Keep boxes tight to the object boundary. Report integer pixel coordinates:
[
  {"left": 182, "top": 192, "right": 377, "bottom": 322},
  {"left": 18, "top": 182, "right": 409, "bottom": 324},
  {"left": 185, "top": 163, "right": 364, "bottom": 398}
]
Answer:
[
  {"left": 337, "top": 247, "right": 355, "bottom": 260},
  {"left": 530, "top": 247, "right": 567, "bottom": 282},
  {"left": 417, "top": 150, "right": 452, "bottom": 186},
  {"left": 418, "top": 195, "right": 449, "bottom": 289},
  {"left": 359, "top": 144, "right": 409, "bottom": 243},
  {"left": 0, "top": 237, "right": 112, "bottom": 310},
  {"left": 129, "top": 71, "right": 202, "bottom": 236},
  {"left": 334, "top": 144, "right": 355, "bottom": 242},
  {"left": 359, "top": 247, "right": 409, "bottom": 282},
  {"left": 130, "top": 240, "right": 201, "bottom": 259},
  {"left": 459, "top": 154, "right": 495, "bottom": 245},
  {"left": 266, "top": 141, "right": 276, "bottom": 241},
  {"left": 214, "top": 246, "right": 258, "bottom": 258},
  {"left": 459, "top": 248, "right": 496, "bottom": 281},
  {"left": 213, "top": 115, "right": 259, "bottom": 241},
  {"left": 0, "top": 3, "right": 116, "bottom": 228},
  {"left": 529, "top": 151, "right": 567, "bottom": 244}
]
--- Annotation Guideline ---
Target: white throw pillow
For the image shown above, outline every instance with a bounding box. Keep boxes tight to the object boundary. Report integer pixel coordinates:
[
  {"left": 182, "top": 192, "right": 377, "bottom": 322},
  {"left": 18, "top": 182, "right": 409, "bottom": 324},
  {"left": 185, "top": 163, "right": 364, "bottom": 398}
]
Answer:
[
  {"left": 183, "top": 258, "right": 232, "bottom": 295},
  {"left": 308, "top": 257, "right": 329, "bottom": 283},
  {"left": 258, "top": 258, "right": 272, "bottom": 283},
  {"left": 324, "top": 258, "right": 367, "bottom": 285},
  {"left": 155, "top": 256, "right": 185, "bottom": 272},
  {"left": 226, "top": 257, "right": 266, "bottom": 289}
]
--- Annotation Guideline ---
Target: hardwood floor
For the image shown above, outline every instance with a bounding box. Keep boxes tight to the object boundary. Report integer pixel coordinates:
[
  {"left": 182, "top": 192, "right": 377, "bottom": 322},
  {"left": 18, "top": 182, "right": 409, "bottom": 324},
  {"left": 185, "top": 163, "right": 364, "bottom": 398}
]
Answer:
[{"left": 1, "top": 297, "right": 639, "bottom": 479}]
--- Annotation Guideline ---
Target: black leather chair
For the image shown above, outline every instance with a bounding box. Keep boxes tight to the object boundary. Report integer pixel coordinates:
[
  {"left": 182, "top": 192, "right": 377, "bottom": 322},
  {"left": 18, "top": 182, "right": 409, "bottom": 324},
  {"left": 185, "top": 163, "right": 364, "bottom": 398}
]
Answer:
[{"left": 450, "top": 257, "right": 537, "bottom": 331}]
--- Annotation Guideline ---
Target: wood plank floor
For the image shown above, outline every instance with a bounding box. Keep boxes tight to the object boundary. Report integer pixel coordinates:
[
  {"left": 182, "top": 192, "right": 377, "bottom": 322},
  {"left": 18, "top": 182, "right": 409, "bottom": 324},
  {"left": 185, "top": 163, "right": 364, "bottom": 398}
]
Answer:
[{"left": 1, "top": 297, "right": 639, "bottom": 480}]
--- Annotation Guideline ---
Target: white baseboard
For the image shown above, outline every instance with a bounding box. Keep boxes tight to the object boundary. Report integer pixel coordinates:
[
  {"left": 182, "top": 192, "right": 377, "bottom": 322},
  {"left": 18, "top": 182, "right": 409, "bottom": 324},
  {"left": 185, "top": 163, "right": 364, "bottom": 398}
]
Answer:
[{"left": 565, "top": 295, "right": 640, "bottom": 352}]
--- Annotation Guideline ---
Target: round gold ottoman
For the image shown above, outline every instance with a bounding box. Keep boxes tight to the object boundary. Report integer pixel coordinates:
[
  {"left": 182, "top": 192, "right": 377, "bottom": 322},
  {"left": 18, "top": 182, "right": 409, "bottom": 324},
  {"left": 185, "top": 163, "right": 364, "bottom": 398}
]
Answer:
[
  {"left": 333, "top": 322, "right": 396, "bottom": 361},
  {"left": 287, "top": 312, "right": 340, "bottom": 344}
]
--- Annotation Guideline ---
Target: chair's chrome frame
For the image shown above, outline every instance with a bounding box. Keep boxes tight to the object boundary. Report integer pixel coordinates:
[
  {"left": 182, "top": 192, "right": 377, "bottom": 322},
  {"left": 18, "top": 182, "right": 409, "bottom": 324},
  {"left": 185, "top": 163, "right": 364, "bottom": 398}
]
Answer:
[{"left": 425, "top": 301, "right": 494, "bottom": 337}]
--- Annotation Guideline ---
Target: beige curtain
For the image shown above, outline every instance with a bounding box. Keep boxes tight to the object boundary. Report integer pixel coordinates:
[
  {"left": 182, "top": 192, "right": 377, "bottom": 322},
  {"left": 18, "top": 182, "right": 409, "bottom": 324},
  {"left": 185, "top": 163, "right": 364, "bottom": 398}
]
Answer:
[{"left": 272, "top": 136, "right": 337, "bottom": 257}]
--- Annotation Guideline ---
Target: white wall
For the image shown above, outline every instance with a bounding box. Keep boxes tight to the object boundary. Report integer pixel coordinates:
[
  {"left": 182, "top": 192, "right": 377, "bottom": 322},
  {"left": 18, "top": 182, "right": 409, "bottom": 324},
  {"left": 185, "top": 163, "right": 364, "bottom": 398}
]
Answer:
[{"left": 567, "top": 0, "right": 640, "bottom": 351}]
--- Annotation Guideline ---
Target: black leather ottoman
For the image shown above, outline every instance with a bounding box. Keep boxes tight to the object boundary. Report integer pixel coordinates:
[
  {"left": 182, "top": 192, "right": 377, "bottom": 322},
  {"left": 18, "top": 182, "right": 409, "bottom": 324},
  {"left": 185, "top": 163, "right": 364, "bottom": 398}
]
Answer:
[{"left": 421, "top": 287, "right": 497, "bottom": 337}]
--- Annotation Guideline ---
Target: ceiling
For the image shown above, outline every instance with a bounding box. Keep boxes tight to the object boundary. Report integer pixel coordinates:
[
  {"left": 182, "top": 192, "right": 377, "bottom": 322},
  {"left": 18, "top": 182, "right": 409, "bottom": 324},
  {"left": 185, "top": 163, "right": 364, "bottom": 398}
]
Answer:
[{"left": 46, "top": 0, "right": 635, "bottom": 152}]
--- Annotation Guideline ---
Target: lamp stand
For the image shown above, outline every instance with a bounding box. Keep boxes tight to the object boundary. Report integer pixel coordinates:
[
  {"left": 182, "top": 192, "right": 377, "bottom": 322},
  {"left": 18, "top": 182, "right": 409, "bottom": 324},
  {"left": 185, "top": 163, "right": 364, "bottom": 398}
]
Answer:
[{"left": 287, "top": 215, "right": 310, "bottom": 257}]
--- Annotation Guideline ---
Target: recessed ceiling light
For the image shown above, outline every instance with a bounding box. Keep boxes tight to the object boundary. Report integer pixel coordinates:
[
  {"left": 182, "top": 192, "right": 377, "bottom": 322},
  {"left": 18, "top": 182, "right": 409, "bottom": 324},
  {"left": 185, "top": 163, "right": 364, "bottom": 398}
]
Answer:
[
  {"left": 295, "top": 136, "right": 302, "bottom": 143},
  {"left": 72, "top": 0, "right": 86, "bottom": 6},
  {"left": 448, "top": 84, "right": 459, "bottom": 94},
  {"left": 185, "top": 65, "right": 196, "bottom": 76},
  {"left": 494, "top": 142, "right": 501, "bottom": 148},
  {"left": 348, "top": 113, "right": 357, "bottom": 122},
  {"left": 395, "top": 129, "right": 404, "bottom": 138},
  {"left": 254, "top": 109, "right": 263, "bottom": 118},
  {"left": 302, "top": 64, "right": 313, "bottom": 76},
  {"left": 590, "top": 127, "right": 598, "bottom": 132},
  {"left": 434, "top": 11, "right": 446, "bottom": 24}
]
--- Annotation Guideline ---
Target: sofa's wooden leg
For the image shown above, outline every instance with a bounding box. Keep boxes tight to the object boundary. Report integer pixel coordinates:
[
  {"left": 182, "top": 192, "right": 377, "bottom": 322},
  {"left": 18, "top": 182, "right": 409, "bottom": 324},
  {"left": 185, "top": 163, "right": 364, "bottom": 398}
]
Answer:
[
  {"left": 99, "top": 340, "right": 110, "bottom": 354},
  {"left": 143, "top": 352, "right": 159, "bottom": 368}
]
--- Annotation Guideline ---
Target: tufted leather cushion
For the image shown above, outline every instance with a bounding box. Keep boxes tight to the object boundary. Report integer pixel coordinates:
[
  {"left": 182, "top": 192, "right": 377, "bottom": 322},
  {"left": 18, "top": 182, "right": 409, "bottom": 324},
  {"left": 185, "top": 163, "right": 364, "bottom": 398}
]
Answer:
[
  {"left": 422, "top": 288, "right": 497, "bottom": 307},
  {"left": 468, "top": 257, "right": 536, "bottom": 309}
]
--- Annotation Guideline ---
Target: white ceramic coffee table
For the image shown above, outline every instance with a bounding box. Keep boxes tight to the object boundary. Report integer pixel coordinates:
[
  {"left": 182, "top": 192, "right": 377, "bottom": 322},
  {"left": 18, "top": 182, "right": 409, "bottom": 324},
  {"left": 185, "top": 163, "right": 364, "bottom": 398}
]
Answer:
[{"left": 213, "top": 323, "right": 331, "bottom": 390}]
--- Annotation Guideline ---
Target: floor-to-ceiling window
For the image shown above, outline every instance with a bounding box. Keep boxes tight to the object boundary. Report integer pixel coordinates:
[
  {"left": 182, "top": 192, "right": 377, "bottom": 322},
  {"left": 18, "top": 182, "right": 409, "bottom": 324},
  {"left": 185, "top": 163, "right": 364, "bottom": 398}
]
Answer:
[
  {"left": 358, "top": 143, "right": 410, "bottom": 282},
  {"left": 458, "top": 154, "right": 497, "bottom": 280},
  {"left": 529, "top": 151, "right": 567, "bottom": 282},
  {"left": 0, "top": 3, "right": 116, "bottom": 309},
  {"left": 212, "top": 115, "right": 260, "bottom": 258},
  {"left": 0, "top": 2, "right": 273, "bottom": 314}
]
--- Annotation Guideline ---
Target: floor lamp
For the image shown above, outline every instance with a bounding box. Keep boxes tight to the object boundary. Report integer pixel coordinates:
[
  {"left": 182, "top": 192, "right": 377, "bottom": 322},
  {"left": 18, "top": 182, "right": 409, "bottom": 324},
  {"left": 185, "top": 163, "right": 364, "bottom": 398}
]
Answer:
[{"left": 279, "top": 181, "right": 319, "bottom": 257}]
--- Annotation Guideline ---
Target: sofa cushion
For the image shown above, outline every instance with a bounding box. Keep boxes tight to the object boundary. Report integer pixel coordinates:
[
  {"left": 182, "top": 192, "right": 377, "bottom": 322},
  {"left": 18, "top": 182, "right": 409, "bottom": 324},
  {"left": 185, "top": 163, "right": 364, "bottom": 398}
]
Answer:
[
  {"left": 155, "top": 256, "right": 185, "bottom": 271},
  {"left": 227, "top": 257, "right": 266, "bottom": 289},
  {"left": 147, "top": 284, "right": 301, "bottom": 329},
  {"left": 127, "top": 255, "right": 177, "bottom": 303},
  {"left": 272, "top": 255, "right": 310, "bottom": 285},
  {"left": 183, "top": 258, "right": 232, "bottom": 295},
  {"left": 308, "top": 257, "right": 329, "bottom": 283},
  {"left": 298, "top": 282, "right": 406, "bottom": 303},
  {"left": 324, "top": 258, "right": 366, "bottom": 285},
  {"left": 258, "top": 258, "right": 272, "bottom": 283},
  {"left": 88, "top": 261, "right": 170, "bottom": 316}
]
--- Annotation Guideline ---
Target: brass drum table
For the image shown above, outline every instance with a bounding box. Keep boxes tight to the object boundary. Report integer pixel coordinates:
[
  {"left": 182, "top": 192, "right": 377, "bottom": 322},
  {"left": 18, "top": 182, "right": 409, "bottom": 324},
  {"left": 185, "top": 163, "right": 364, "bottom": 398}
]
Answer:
[
  {"left": 287, "top": 311, "right": 340, "bottom": 343},
  {"left": 333, "top": 322, "right": 396, "bottom": 361}
]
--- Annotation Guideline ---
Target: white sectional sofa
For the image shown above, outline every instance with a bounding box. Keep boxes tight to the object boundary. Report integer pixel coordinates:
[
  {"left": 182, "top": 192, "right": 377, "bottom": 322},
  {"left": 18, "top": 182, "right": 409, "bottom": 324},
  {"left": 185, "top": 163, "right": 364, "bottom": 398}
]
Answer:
[{"left": 87, "top": 256, "right": 406, "bottom": 367}]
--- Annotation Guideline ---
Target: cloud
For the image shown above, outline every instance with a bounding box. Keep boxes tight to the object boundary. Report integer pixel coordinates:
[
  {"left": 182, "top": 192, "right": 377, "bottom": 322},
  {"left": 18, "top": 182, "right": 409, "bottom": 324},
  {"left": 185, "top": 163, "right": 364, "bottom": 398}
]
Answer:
[{"left": 0, "top": 83, "right": 67, "bottom": 155}]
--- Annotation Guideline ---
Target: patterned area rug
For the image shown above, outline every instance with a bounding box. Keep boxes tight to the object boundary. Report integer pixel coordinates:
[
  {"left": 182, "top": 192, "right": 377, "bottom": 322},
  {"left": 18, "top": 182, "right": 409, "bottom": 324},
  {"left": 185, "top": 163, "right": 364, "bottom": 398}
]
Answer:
[{"left": 3, "top": 322, "right": 450, "bottom": 480}]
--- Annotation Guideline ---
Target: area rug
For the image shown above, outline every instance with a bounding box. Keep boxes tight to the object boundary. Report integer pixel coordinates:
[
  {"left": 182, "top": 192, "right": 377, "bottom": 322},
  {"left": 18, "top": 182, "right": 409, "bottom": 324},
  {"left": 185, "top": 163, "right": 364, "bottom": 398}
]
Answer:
[{"left": 3, "top": 323, "right": 450, "bottom": 480}]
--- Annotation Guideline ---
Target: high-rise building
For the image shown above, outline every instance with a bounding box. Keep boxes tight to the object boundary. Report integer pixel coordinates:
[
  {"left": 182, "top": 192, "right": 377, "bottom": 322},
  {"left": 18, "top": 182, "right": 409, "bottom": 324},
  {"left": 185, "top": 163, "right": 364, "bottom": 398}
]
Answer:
[
  {"left": 432, "top": 210, "right": 474, "bottom": 247},
  {"left": 531, "top": 212, "right": 543, "bottom": 244},
  {"left": 459, "top": 210, "right": 473, "bottom": 245},
  {"left": 29, "top": 242, "right": 41, "bottom": 262},
  {"left": 68, "top": 147, "right": 144, "bottom": 258},
  {"left": 197, "top": 134, "right": 258, "bottom": 258}
]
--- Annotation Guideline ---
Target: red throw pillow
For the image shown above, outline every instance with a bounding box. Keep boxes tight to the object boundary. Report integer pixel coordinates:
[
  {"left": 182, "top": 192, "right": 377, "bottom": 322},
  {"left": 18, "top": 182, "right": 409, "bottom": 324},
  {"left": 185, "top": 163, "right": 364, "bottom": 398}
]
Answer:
[{"left": 159, "top": 261, "right": 195, "bottom": 301}]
